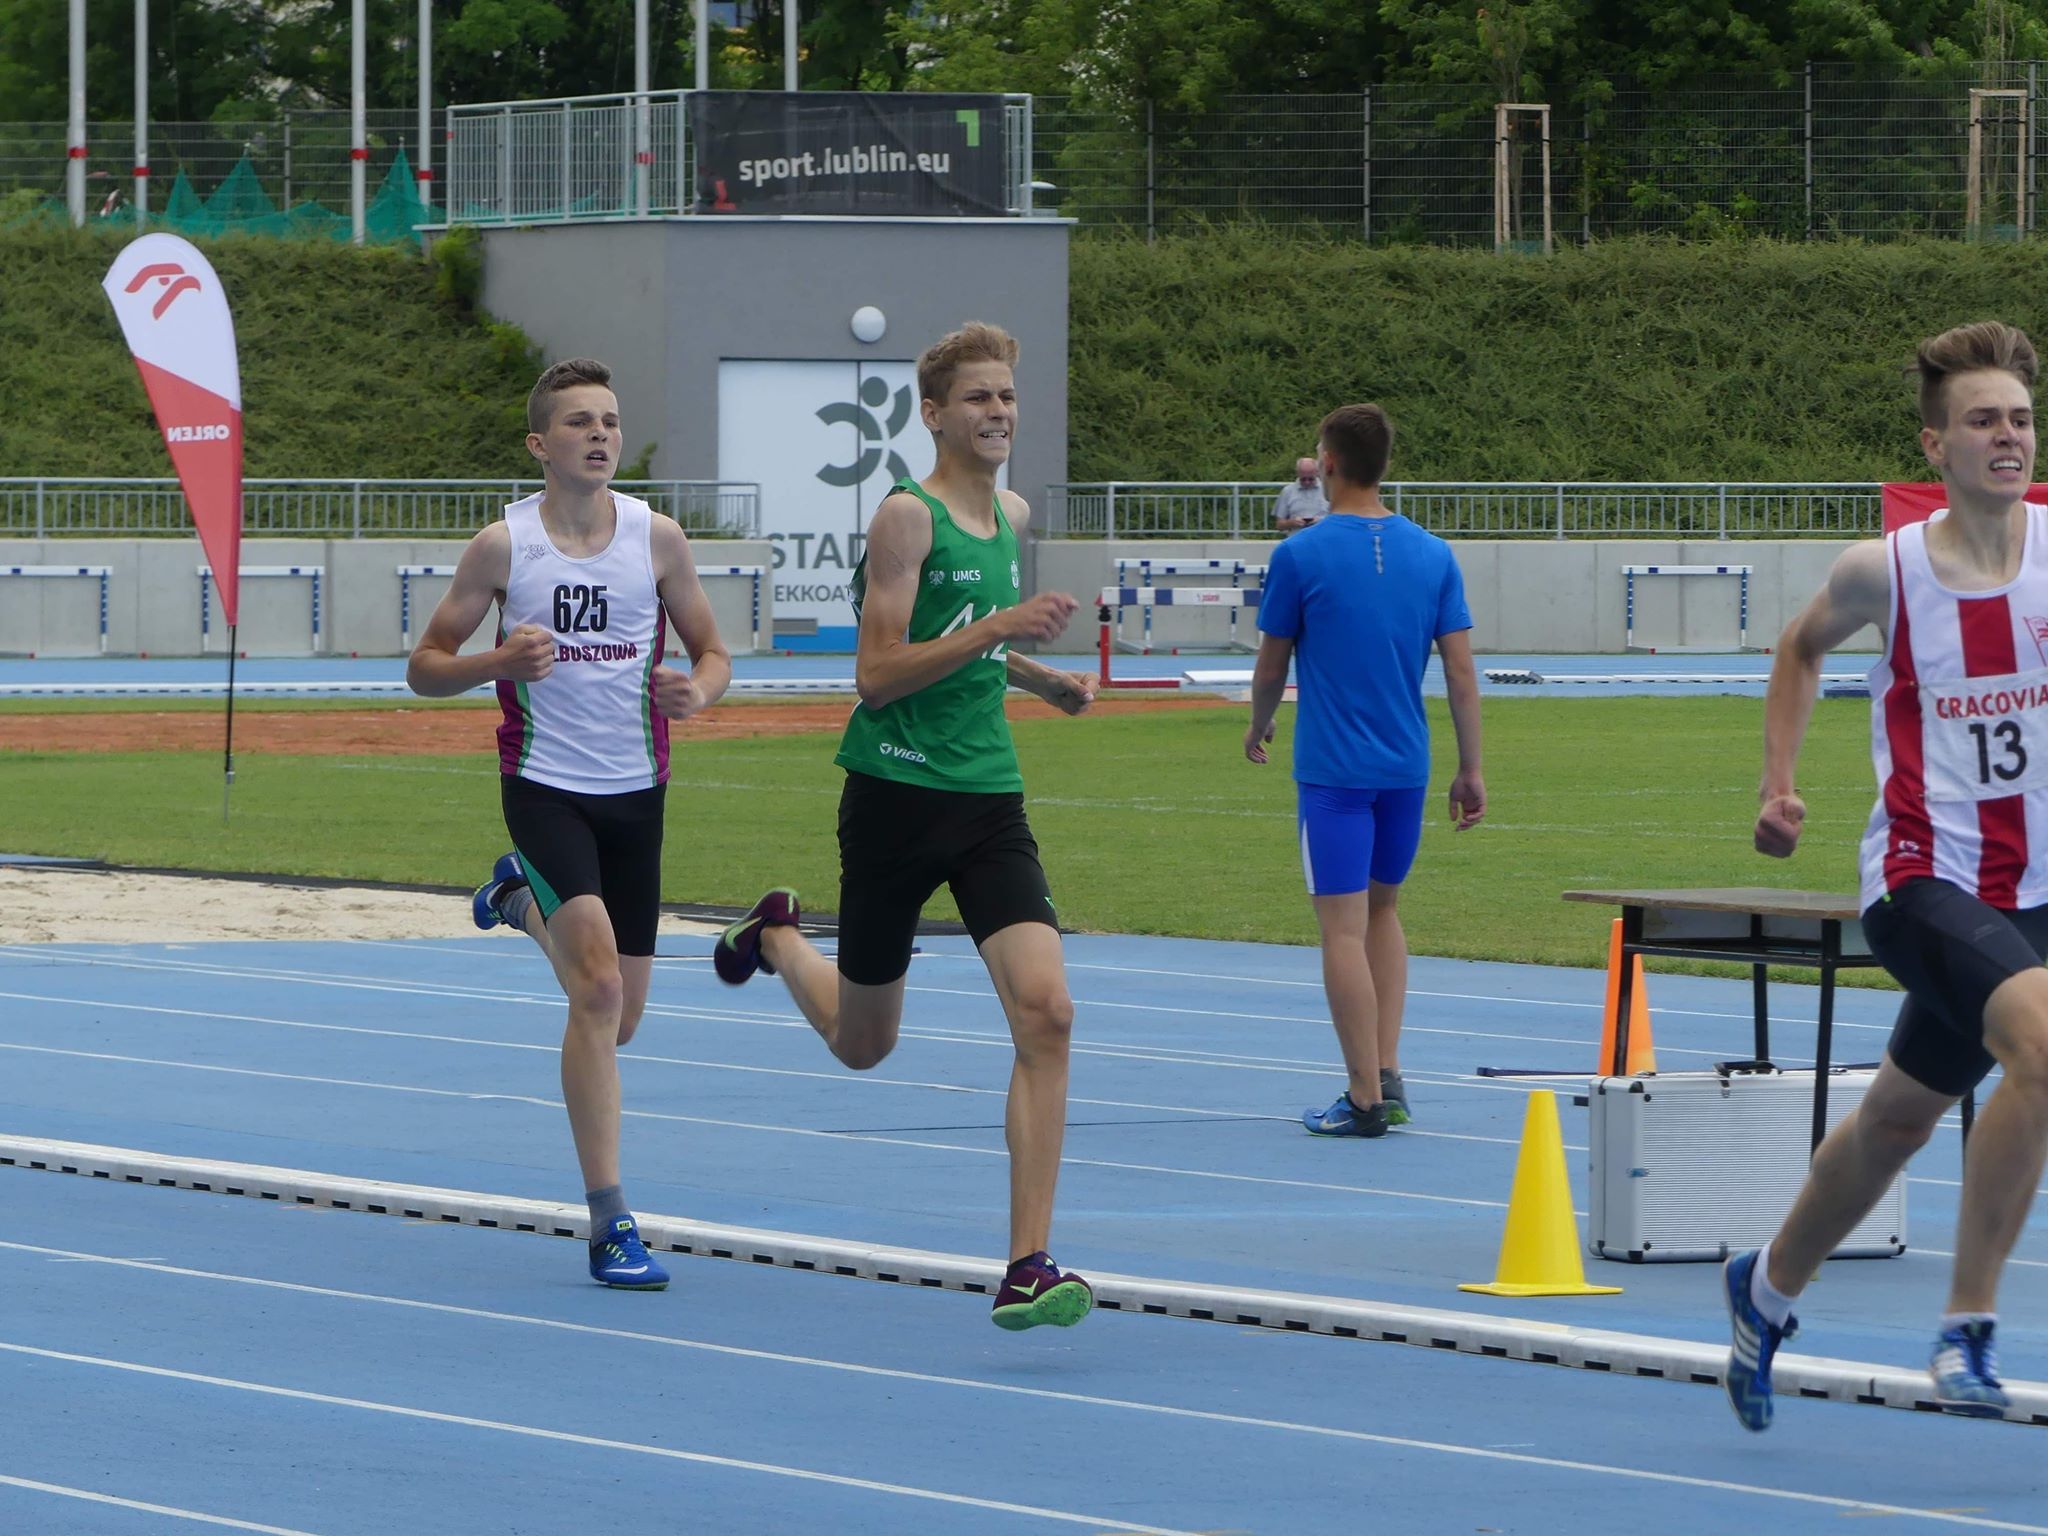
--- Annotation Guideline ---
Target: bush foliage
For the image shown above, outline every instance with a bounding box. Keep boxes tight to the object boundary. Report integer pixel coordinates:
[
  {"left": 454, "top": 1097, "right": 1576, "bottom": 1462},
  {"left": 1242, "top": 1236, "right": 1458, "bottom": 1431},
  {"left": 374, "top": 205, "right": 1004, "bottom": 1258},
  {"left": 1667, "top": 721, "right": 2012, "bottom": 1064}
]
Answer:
[
  {"left": 0, "top": 226, "right": 538, "bottom": 478},
  {"left": 13, "top": 225, "right": 2048, "bottom": 484},
  {"left": 1068, "top": 230, "right": 2048, "bottom": 482}
]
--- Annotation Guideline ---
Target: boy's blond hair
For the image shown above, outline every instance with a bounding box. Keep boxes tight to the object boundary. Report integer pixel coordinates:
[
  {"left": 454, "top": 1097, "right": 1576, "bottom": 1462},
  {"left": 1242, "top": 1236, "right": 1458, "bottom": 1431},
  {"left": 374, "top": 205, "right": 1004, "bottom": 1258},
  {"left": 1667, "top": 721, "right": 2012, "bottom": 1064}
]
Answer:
[
  {"left": 1914, "top": 322, "right": 2037, "bottom": 427},
  {"left": 918, "top": 322, "right": 1019, "bottom": 405}
]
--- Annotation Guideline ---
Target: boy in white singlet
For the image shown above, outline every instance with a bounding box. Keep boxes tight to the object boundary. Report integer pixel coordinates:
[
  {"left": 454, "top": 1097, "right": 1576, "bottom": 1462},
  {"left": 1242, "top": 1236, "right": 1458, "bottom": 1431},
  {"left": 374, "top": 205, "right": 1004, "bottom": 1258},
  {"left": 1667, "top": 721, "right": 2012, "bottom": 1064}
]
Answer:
[
  {"left": 407, "top": 358, "right": 732, "bottom": 1290},
  {"left": 1726, "top": 321, "right": 2048, "bottom": 1426}
]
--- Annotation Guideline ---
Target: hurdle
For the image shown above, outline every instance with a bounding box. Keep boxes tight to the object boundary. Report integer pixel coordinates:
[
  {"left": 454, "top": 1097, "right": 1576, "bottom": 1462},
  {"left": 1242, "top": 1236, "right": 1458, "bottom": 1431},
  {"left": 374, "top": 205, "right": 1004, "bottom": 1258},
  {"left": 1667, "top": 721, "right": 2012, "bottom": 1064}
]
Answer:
[
  {"left": 1622, "top": 564, "right": 1756, "bottom": 653},
  {"left": 200, "top": 565, "right": 324, "bottom": 654},
  {"left": 1096, "top": 584, "right": 1261, "bottom": 688},
  {"left": 396, "top": 565, "right": 457, "bottom": 651},
  {"left": 1110, "top": 559, "right": 1266, "bottom": 654},
  {"left": 1486, "top": 668, "right": 1863, "bottom": 686},
  {"left": 698, "top": 564, "right": 766, "bottom": 653},
  {"left": 0, "top": 565, "right": 112, "bottom": 654}
]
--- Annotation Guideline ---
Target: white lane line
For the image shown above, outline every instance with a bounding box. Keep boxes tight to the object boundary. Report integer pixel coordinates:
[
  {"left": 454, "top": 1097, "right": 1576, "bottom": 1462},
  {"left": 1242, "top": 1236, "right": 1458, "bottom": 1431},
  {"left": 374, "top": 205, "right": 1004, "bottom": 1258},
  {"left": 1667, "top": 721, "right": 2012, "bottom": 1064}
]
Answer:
[
  {"left": 0, "top": 1268, "right": 2038, "bottom": 1534},
  {"left": 912, "top": 952, "right": 1906, "bottom": 1034},
  {"left": 3, "top": 942, "right": 1904, "bottom": 1046},
  {"left": 0, "top": 1041, "right": 1512, "bottom": 1211},
  {"left": 0, "top": 982, "right": 1981, "bottom": 1151},
  {"left": 0, "top": 988, "right": 1543, "bottom": 1149},
  {"left": 0, "top": 1475, "right": 324, "bottom": 1535},
  {"left": 0, "top": 1341, "right": 1208, "bottom": 1535}
]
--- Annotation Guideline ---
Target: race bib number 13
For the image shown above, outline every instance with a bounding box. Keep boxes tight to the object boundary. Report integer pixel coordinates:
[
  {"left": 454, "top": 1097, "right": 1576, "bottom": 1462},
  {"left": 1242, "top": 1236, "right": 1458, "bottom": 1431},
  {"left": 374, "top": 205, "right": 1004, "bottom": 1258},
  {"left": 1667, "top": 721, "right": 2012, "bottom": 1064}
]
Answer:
[{"left": 1921, "top": 667, "right": 2048, "bottom": 802}]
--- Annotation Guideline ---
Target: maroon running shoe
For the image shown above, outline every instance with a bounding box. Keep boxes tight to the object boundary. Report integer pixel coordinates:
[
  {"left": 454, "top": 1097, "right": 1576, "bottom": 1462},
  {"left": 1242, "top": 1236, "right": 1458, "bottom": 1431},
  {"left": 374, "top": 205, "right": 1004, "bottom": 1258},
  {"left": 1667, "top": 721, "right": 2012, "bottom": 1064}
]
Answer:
[
  {"left": 714, "top": 888, "right": 801, "bottom": 985},
  {"left": 991, "top": 1251, "right": 1094, "bottom": 1331}
]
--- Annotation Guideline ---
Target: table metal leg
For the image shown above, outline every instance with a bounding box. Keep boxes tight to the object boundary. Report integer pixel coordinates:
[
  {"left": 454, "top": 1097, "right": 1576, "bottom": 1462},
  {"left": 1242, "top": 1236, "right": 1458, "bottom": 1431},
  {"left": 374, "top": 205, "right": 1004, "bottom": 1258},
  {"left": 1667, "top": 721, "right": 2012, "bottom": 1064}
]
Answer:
[
  {"left": 1613, "top": 905, "right": 1644, "bottom": 1076},
  {"left": 1811, "top": 920, "right": 1839, "bottom": 1155},
  {"left": 1750, "top": 914, "right": 1771, "bottom": 1061}
]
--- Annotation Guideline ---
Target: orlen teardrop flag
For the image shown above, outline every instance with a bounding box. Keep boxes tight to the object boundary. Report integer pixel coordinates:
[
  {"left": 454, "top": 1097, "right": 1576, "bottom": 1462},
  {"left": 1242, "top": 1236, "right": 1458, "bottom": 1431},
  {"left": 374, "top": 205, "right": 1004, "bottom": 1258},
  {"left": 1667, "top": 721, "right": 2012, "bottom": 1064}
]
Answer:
[{"left": 102, "top": 234, "right": 244, "bottom": 624}]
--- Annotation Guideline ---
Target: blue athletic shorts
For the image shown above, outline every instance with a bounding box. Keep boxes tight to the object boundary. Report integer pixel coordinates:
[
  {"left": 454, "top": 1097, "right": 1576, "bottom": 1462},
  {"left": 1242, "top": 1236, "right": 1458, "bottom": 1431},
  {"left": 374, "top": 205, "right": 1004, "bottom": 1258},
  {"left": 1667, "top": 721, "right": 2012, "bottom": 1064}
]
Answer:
[{"left": 1297, "top": 783, "right": 1427, "bottom": 896}]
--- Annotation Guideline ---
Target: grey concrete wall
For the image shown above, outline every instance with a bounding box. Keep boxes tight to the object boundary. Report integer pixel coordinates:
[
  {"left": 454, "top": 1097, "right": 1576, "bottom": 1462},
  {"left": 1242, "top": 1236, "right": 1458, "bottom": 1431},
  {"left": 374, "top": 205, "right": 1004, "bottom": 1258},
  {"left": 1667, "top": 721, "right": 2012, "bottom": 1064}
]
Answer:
[
  {"left": 478, "top": 218, "right": 1070, "bottom": 501},
  {"left": 0, "top": 537, "right": 773, "bottom": 658},
  {"left": 1030, "top": 538, "right": 1878, "bottom": 656}
]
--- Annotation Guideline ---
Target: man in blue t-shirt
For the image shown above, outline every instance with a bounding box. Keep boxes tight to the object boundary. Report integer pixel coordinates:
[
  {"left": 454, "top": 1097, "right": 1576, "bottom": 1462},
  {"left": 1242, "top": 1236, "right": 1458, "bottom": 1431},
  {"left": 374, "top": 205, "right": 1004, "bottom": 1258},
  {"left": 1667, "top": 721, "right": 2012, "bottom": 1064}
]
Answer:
[{"left": 1245, "top": 403, "right": 1487, "bottom": 1138}]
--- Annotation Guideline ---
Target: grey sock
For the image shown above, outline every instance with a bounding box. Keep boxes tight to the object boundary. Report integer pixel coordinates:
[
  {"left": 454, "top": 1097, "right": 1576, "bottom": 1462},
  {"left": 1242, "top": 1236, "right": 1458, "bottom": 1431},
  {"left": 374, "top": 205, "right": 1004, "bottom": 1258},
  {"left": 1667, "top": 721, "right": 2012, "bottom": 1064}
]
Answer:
[
  {"left": 587, "top": 1184, "right": 629, "bottom": 1238},
  {"left": 1380, "top": 1068, "right": 1407, "bottom": 1100},
  {"left": 499, "top": 883, "right": 535, "bottom": 931}
]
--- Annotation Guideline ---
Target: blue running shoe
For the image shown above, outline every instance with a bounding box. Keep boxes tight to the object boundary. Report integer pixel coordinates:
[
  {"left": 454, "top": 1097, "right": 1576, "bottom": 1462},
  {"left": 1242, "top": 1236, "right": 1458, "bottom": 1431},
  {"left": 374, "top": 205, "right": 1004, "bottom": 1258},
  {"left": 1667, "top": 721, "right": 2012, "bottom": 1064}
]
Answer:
[
  {"left": 1302, "top": 1092, "right": 1390, "bottom": 1138},
  {"left": 1723, "top": 1249, "right": 1797, "bottom": 1432},
  {"left": 471, "top": 851, "right": 527, "bottom": 931},
  {"left": 589, "top": 1215, "right": 669, "bottom": 1291},
  {"left": 1931, "top": 1320, "right": 2009, "bottom": 1418}
]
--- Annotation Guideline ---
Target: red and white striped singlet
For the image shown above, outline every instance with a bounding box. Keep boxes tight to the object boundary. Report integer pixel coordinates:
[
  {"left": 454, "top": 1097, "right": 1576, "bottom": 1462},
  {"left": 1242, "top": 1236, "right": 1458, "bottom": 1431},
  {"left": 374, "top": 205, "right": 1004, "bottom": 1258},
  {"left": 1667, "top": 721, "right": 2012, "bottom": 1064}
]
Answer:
[{"left": 1861, "top": 504, "right": 2048, "bottom": 910}]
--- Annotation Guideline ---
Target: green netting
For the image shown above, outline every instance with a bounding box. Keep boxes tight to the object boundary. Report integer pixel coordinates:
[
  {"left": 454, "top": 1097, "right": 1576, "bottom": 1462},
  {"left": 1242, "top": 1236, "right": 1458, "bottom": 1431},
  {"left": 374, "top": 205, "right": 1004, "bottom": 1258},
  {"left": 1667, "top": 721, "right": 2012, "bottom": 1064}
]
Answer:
[{"left": 0, "top": 151, "right": 432, "bottom": 243}]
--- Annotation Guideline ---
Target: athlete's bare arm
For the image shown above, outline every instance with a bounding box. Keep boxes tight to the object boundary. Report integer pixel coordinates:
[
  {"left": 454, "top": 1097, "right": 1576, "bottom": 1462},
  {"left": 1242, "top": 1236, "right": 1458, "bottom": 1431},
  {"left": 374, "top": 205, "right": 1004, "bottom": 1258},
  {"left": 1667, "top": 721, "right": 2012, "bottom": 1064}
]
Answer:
[
  {"left": 1437, "top": 628, "right": 1486, "bottom": 829},
  {"left": 1757, "top": 539, "right": 1891, "bottom": 857},
  {"left": 650, "top": 516, "right": 732, "bottom": 721},
  {"left": 854, "top": 490, "right": 1076, "bottom": 710},
  {"left": 1244, "top": 632, "right": 1292, "bottom": 764},
  {"left": 996, "top": 492, "right": 1098, "bottom": 715},
  {"left": 406, "top": 523, "right": 551, "bottom": 698}
]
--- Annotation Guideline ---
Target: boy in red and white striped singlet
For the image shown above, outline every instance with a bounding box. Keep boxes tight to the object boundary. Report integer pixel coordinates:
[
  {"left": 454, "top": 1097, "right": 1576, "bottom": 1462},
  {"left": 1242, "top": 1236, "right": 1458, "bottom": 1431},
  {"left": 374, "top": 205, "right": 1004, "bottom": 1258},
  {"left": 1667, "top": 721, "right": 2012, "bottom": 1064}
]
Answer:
[{"left": 1725, "top": 321, "right": 2048, "bottom": 1430}]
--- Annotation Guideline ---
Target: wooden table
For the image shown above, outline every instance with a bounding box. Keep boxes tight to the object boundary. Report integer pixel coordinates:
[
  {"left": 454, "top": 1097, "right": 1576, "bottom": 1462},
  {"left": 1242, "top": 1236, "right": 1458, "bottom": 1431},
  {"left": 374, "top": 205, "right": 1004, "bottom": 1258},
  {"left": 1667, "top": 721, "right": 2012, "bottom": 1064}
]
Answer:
[{"left": 1563, "top": 888, "right": 1892, "bottom": 1151}]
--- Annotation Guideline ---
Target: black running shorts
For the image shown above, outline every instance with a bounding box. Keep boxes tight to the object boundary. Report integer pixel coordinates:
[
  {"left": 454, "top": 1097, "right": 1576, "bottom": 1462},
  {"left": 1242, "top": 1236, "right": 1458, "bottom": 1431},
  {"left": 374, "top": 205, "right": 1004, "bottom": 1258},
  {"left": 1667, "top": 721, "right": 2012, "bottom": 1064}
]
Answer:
[
  {"left": 835, "top": 771, "right": 1057, "bottom": 987},
  {"left": 499, "top": 775, "right": 666, "bottom": 957},
  {"left": 1862, "top": 877, "right": 2048, "bottom": 1097}
]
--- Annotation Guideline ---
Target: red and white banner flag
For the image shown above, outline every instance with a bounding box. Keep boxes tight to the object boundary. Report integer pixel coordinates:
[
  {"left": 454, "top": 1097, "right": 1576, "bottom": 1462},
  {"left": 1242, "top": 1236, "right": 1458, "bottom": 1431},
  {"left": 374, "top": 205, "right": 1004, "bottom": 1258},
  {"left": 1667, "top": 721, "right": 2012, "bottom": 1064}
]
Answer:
[{"left": 102, "top": 234, "right": 244, "bottom": 625}]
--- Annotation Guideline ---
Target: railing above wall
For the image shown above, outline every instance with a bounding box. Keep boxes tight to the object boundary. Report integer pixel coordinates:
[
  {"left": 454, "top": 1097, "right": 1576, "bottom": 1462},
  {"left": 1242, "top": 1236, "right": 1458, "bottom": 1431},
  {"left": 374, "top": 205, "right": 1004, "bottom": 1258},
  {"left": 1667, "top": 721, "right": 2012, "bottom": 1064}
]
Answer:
[
  {"left": 1043, "top": 481, "right": 1888, "bottom": 539},
  {"left": 0, "top": 479, "right": 761, "bottom": 540},
  {"left": 442, "top": 90, "right": 1038, "bottom": 227}
]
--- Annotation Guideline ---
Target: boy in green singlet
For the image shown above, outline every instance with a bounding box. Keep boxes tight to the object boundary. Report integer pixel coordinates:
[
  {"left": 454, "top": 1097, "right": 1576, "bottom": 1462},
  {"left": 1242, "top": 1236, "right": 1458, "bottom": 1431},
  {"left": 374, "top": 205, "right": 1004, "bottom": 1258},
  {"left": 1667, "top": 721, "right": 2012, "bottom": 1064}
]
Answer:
[{"left": 715, "top": 322, "right": 1100, "bottom": 1330}]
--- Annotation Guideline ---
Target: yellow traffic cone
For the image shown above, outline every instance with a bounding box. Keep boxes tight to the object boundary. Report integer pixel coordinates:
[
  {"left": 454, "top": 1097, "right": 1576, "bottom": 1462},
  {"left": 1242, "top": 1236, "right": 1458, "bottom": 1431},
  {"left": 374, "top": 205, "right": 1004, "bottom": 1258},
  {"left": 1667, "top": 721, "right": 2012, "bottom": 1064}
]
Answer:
[
  {"left": 1459, "top": 1090, "right": 1621, "bottom": 1297},
  {"left": 1597, "top": 918, "right": 1658, "bottom": 1076}
]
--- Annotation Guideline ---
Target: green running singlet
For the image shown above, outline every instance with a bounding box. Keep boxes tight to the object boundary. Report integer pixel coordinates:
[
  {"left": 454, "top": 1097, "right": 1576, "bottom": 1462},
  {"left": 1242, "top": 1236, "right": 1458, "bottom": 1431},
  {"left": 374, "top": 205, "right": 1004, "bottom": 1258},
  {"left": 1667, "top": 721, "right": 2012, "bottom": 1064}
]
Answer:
[{"left": 835, "top": 478, "right": 1024, "bottom": 794}]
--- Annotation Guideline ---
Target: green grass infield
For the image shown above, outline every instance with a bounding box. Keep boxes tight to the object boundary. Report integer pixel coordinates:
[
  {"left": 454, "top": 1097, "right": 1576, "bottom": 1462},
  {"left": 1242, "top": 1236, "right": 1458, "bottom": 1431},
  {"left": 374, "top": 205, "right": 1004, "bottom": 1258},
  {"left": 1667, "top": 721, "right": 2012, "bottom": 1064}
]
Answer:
[{"left": 0, "top": 695, "right": 1885, "bottom": 973}]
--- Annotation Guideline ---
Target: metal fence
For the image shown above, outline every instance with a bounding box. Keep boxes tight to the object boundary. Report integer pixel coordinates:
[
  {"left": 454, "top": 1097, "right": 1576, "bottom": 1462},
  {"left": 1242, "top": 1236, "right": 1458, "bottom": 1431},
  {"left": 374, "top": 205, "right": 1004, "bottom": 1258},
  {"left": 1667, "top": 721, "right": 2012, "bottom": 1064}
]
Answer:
[
  {"left": 1044, "top": 482, "right": 1886, "bottom": 539},
  {"left": 443, "top": 90, "right": 1036, "bottom": 224},
  {"left": 8, "top": 65, "right": 2046, "bottom": 243},
  {"left": 1035, "top": 62, "right": 2048, "bottom": 243},
  {"left": 0, "top": 110, "right": 427, "bottom": 215},
  {"left": 0, "top": 479, "right": 761, "bottom": 540}
]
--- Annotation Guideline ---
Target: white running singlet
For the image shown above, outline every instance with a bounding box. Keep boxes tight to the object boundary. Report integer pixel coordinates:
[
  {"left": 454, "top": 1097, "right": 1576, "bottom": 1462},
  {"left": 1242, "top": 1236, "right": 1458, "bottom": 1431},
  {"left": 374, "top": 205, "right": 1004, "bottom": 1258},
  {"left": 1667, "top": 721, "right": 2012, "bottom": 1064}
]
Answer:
[
  {"left": 495, "top": 491, "right": 669, "bottom": 793},
  {"left": 1861, "top": 504, "right": 2048, "bottom": 910}
]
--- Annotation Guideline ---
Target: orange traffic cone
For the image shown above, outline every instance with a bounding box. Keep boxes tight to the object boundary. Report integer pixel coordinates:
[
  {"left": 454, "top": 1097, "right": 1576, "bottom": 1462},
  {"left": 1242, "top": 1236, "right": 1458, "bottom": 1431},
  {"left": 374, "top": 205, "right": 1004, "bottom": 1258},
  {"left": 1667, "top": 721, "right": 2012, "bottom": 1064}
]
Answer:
[
  {"left": 1596, "top": 918, "right": 1657, "bottom": 1076},
  {"left": 1459, "top": 1090, "right": 1622, "bottom": 1297}
]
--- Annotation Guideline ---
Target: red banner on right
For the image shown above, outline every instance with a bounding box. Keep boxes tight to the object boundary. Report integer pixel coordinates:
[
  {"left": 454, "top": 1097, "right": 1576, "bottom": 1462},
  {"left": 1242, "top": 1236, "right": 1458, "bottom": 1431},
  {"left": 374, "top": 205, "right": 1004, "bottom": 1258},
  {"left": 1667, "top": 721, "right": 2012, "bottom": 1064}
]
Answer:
[{"left": 1882, "top": 482, "right": 2048, "bottom": 534}]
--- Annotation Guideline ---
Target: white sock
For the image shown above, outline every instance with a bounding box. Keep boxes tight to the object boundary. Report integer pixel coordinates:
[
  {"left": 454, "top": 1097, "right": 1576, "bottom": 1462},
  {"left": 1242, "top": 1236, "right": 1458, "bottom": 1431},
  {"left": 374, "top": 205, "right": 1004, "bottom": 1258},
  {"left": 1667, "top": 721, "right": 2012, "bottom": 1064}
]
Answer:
[
  {"left": 1940, "top": 1311, "right": 1996, "bottom": 1334},
  {"left": 1749, "top": 1242, "right": 1798, "bottom": 1327},
  {"left": 499, "top": 883, "right": 536, "bottom": 931}
]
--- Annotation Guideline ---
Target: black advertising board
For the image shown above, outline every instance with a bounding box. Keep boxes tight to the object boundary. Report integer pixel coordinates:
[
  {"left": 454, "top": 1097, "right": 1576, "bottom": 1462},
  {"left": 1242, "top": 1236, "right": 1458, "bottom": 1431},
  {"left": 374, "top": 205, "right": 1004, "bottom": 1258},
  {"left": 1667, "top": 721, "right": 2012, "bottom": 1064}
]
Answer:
[{"left": 689, "top": 91, "right": 1010, "bottom": 216}]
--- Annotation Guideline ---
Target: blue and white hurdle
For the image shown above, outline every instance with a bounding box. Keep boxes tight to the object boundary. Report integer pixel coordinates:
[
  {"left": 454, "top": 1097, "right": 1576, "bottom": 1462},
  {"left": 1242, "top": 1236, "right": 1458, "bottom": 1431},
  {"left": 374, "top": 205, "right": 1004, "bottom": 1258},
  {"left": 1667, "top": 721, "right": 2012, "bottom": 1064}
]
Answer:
[
  {"left": 0, "top": 566, "right": 111, "bottom": 655},
  {"left": 1110, "top": 558, "right": 1266, "bottom": 655},
  {"left": 200, "top": 565, "right": 324, "bottom": 654},
  {"left": 1096, "top": 583, "right": 1262, "bottom": 688},
  {"left": 697, "top": 564, "right": 766, "bottom": 653},
  {"left": 1622, "top": 563, "right": 1756, "bottom": 653}
]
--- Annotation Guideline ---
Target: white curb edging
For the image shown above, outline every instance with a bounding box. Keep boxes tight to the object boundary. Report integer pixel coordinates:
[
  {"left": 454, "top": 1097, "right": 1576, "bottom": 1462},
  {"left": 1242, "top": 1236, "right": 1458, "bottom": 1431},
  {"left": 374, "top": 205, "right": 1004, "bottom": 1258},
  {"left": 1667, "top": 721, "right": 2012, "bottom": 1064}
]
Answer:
[{"left": 6, "top": 1134, "right": 2041, "bottom": 1427}]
